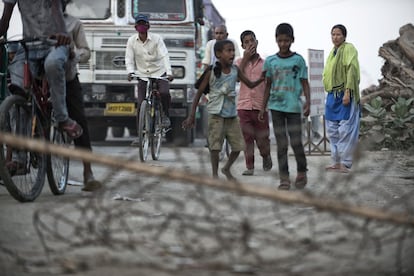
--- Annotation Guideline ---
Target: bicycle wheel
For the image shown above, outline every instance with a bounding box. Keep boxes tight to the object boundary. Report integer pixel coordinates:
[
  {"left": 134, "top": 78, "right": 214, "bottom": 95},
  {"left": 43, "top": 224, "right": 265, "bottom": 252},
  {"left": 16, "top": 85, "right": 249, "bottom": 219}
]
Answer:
[
  {"left": 138, "top": 100, "right": 150, "bottom": 162},
  {"left": 0, "top": 95, "right": 47, "bottom": 202},
  {"left": 47, "top": 126, "right": 69, "bottom": 195},
  {"left": 151, "top": 106, "right": 162, "bottom": 160}
]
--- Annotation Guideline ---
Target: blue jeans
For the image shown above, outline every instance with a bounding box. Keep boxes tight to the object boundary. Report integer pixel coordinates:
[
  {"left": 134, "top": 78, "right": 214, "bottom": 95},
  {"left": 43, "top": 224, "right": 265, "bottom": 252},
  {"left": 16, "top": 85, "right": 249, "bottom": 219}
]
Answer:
[{"left": 8, "top": 44, "right": 69, "bottom": 122}]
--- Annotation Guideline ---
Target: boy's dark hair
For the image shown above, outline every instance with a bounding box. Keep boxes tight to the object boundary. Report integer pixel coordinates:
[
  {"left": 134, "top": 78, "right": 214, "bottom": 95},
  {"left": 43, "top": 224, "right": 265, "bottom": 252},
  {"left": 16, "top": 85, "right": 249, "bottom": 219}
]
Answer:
[
  {"left": 275, "top": 23, "right": 294, "bottom": 40},
  {"left": 213, "top": 39, "right": 234, "bottom": 78},
  {"left": 240, "top": 30, "right": 256, "bottom": 43},
  {"left": 213, "top": 39, "right": 233, "bottom": 56}
]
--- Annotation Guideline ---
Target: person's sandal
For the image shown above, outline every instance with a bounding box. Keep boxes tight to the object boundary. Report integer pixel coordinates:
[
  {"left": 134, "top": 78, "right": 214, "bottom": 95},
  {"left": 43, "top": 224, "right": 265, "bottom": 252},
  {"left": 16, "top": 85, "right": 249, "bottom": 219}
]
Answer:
[
  {"left": 325, "top": 164, "right": 340, "bottom": 171},
  {"left": 60, "top": 119, "right": 83, "bottom": 139},
  {"left": 278, "top": 179, "right": 291, "bottom": 190},
  {"left": 242, "top": 169, "right": 254, "bottom": 176},
  {"left": 294, "top": 173, "right": 307, "bottom": 189},
  {"left": 82, "top": 174, "right": 102, "bottom": 192},
  {"left": 338, "top": 164, "right": 350, "bottom": 173}
]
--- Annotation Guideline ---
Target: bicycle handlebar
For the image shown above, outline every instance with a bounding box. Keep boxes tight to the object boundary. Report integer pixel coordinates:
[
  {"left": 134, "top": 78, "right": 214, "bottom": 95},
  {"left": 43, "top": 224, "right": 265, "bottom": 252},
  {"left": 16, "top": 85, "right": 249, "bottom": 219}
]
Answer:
[
  {"left": 129, "top": 73, "right": 171, "bottom": 82},
  {"left": 0, "top": 37, "right": 58, "bottom": 47}
]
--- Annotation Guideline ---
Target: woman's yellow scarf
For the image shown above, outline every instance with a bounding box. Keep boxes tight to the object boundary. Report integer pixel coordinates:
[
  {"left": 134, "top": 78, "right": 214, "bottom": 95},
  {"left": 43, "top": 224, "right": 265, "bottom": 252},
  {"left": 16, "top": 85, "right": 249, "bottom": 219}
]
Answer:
[{"left": 323, "top": 42, "right": 360, "bottom": 102}]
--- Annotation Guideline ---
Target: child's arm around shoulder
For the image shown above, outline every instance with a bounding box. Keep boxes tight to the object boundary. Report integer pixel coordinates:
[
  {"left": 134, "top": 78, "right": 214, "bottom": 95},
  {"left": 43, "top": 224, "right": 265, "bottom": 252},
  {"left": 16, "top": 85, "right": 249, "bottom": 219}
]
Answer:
[
  {"left": 181, "top": 69, "right": 212, "bottom": 130},
  {"left": 236, "top": 66, "right": 264, "bottom": 88},
  {"left": 258, "top": 76, "right": 271, "bottom": 122}
]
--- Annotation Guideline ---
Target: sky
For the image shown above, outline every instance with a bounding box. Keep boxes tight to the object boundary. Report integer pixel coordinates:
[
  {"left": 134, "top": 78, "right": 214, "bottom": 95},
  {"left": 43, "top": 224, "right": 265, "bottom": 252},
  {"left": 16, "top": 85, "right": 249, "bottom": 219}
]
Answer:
[
  {"left": 212, "top": 0, "right": 414, "bottom": 89},
  {"left": 2, "top": 0, "right": 413, "bottom": 90}
]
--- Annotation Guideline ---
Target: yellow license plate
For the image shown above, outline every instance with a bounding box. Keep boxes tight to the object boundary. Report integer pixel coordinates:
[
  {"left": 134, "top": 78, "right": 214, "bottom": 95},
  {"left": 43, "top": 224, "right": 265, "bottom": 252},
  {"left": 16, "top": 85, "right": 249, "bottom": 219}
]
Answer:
[{"left": 104, "top": 103, "right": 136, "bottom": 116}]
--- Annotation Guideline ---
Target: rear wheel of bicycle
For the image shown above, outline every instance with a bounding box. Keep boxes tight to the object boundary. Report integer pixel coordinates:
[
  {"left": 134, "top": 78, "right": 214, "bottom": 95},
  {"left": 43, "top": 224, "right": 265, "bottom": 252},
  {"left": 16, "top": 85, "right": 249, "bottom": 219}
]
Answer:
[
  {"left": 0, "top": 95, "right": 47, "bottom": 202},
  {"left": 47, "top": 127, "right": 69, "bottom": 195},
  {"left": 151, "top": 107, "right": 162, "bottom": 160},
  {"left": 138, "top": 100, "right": 150, "bottom": 162}
]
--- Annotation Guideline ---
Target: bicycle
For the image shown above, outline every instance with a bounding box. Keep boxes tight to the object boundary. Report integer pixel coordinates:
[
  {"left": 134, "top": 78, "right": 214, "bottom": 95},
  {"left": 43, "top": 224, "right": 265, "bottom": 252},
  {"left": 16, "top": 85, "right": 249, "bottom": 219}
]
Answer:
[
  {"left": 130, "top": 74, "right": 170, "bottom": 162},
  {"left": 0, "top": 38, "right": 70, "bottom": 202}
]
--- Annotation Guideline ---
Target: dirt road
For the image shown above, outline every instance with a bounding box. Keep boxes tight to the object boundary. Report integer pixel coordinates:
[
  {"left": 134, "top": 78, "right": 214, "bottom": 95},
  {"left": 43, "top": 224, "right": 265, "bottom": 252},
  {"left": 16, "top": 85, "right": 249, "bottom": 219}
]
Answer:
[{"left": 0, "top": 140, "right": 413, "bottom": 275}]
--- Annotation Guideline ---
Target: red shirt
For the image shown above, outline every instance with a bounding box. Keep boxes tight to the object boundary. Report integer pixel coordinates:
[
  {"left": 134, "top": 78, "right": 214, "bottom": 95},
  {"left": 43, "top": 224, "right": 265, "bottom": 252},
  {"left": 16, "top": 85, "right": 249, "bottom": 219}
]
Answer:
[{"left": 235, "top": 55, "right": 266, "bottom": 111}]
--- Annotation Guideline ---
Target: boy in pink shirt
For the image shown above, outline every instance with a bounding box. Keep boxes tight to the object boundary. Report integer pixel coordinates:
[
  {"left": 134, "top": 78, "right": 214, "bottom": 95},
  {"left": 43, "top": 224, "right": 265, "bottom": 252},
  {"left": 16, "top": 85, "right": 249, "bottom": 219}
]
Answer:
[{"left": 236, "top": 30, "right": 272, "bottom": 176}]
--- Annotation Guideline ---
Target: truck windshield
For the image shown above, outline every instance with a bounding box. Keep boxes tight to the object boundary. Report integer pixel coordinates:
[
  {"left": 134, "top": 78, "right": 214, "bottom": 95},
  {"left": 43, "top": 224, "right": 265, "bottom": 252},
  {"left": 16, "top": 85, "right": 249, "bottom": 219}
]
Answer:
[
  {"left": 66, "top": 0, "right": 111, "bottom": 20},
  {"left": 131, "top": 0, "right": 186, "bottom": 21}
]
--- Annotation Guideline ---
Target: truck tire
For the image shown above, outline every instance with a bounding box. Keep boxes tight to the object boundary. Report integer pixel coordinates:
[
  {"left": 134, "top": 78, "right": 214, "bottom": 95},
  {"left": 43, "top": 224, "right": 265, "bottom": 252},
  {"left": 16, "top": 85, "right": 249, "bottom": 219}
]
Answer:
[
  {"left": 111, "top": 127, "right": 125, "bottom": 138},
  {"left": 166, "top": 117, "right": 193, "bottom": 146},
  {"left": 128, "top": 127, "right": 137, "bottom": 136},
  {"left": 89, "top": 126, "right": 107, "bottom": 141}
]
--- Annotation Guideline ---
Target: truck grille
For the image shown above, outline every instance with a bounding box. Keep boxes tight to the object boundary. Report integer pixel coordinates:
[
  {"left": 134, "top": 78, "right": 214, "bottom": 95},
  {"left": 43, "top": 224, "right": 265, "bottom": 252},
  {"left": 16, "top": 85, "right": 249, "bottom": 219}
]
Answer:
[
  {"left": 95, "top": 51, "right": 126, "bottom": 70},
  {"left": 102, "top": 38, "right": 129, "bottom": 48},
  {"left": 96, "top": 74, "right": 127, "bottom": 81}
]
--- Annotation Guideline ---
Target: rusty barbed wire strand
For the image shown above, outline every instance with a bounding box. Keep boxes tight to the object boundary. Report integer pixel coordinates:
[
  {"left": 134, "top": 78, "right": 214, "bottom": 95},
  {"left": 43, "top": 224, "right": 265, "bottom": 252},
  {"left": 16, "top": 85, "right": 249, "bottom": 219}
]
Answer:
[
  {"left": 1, "top": 132, "right": 414, "bottom": 275},
  {"left": 1, "top": 132, "right": 414, "bottom": 226}
]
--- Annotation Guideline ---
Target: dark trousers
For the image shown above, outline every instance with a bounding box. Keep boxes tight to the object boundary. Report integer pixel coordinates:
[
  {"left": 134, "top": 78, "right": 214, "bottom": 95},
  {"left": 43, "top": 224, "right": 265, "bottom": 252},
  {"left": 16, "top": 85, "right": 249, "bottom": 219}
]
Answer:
[
  {"left": 238, "top": 109, "right": 271, "bottom": 169},
  {"left": 137, "top": 77, "right": 170, "bottom": 116},
  {"left": 66, "top": 76, "right": 92, "bottom": 151},
  {"left": 271, "top": 110, "right": 307, "bottom": 179}
]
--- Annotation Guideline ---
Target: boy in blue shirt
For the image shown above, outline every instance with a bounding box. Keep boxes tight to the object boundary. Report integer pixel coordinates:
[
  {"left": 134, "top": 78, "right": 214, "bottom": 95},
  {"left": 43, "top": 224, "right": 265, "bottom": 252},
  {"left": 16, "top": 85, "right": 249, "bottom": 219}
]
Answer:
[
  {"left": 259, "top": 23, "right": 310, "bottom": 190},
  {"left": 183, "top": 40, "right": 263, "bottom": 180}
]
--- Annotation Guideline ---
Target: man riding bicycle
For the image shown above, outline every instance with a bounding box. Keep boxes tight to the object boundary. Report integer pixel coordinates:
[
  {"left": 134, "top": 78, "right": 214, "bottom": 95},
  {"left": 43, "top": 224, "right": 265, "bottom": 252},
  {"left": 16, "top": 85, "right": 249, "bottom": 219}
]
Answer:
[
  {"left": 0, "top": 0, "right": 82, "bottom": 139},
  {"left": 0, "top": 0, "right": 85, "bottom": 175},
  {"left": 125, "top": 14, "right": 173, "bottom": 145}
]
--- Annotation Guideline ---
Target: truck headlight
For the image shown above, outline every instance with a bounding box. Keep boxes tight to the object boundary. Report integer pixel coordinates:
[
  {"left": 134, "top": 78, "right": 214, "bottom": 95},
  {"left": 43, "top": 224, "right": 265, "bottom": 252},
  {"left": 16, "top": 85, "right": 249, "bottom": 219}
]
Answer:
[
  {"left": 91, "top": 84, "right": 106, "bottom": 101},
  {"left": 83, "top": 94, "right": 91, "bottom": 102},
  {"left": 170, "top": 88, "right": 185, "bottom": 100},
  {"left": 172, "top": 66, "right": 185, "bottom": 79}
]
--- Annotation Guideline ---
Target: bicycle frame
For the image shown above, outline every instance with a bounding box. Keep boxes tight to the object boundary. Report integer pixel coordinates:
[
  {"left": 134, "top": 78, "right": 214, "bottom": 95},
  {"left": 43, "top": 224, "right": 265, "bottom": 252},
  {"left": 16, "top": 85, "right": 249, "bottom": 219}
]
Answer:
[
  {"left": 0, "top": 38, "right": 70, "bottom": 201},
  {"left": 146, "top": 79, "right": 162, "bottom": 133},
  {"left": 0, "top": 37, "right": 7, "bottom": 103},
  {"left": 132, "top": 75, "right": 168, "bottom": 162},
  {"left": 19, "top": 41, "right": 51, "bottom": 126}
]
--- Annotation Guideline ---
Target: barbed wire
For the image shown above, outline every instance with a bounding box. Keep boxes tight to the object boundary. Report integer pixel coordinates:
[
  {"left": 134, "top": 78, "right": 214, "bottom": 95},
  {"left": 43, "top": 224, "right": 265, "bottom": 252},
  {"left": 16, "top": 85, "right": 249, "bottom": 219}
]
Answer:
[{"left": 0, "top": 132, "right": 413, "bottom": 275}]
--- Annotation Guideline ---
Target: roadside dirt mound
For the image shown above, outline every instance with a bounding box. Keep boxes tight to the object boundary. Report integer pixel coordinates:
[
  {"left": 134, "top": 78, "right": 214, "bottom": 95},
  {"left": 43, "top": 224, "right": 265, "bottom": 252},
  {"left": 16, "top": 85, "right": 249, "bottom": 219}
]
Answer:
[{"left": 361, "top": 23, "right": 414, "bottom": 106}]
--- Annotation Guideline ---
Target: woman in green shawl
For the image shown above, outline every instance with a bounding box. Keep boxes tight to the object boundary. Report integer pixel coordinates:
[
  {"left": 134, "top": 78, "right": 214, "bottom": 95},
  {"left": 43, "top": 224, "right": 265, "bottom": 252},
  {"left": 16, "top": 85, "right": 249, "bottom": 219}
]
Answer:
[{"left": 323, "top": 24, "right": 360, "bottom": 173}]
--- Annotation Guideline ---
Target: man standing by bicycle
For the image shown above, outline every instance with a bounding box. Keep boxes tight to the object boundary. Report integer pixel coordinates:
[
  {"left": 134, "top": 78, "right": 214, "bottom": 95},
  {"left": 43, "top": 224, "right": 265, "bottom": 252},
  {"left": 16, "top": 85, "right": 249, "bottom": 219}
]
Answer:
[
  {"left": 125, "top": 14, "right": 173, "bottom": 145},
  {"left": 0, "top": 0, "right": 82, "bottom": 139},
  {"left": 63, "top": 0, "right": 102, "bottom": 191}
]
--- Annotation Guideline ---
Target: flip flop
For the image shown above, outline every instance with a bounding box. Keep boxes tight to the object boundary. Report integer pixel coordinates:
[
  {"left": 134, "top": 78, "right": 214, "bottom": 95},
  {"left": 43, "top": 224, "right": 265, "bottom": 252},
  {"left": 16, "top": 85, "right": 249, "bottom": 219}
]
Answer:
[
  {"left": 294, "top": 173, "right": 307, "bottom": 189},
  {"left": 83, "top": 175, "right": 102, "bottom": 192},
  {"left": 338, "top": 164, "right": 350, "bottom": 173},
  {"left": 278, "top": 179, "right": 291, "bottom": 190},
  {"left": 325, "top": 164, "right": 340, "bottom": 171}
]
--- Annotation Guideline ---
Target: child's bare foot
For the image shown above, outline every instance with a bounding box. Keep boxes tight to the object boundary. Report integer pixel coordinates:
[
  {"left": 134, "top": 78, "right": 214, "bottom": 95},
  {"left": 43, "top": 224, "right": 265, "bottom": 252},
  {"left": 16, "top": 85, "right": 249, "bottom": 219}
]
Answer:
[{"left": 221, "top": 168, "right": 236, "bottom": 181}]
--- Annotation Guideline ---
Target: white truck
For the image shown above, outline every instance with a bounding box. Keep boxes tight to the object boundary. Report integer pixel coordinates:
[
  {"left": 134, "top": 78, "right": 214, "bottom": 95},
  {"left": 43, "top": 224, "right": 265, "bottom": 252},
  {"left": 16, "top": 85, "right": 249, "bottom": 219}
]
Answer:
[{"left": 66, "top": 0, "right": 224, "bottom": 145}]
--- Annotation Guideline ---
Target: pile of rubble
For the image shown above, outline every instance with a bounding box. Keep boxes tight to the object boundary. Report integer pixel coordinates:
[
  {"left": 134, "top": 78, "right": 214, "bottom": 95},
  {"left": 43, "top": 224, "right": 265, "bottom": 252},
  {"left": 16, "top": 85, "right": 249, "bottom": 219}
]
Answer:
[{"left": 361, "top": 23, "right": 414, "bottom": 107}]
